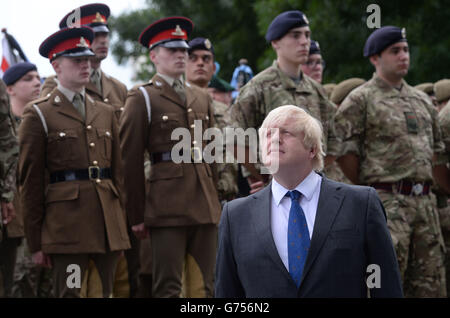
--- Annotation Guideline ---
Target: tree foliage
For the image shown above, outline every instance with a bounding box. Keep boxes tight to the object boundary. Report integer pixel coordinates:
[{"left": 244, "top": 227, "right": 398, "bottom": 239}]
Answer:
[{"left": 110, "top": 0, "right": 450, "bottom": 86}]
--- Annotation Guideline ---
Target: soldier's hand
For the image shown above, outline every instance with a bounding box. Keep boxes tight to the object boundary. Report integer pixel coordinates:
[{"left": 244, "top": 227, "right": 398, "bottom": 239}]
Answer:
[
  {"left": 1, "top": 201, "right": 16, "bottom": 225},
  {"left": 132, "top": 223, "right": 149, "bottom": 240},
  {"left": 32, "top": 251, "right": 52, "bottom": 268}
]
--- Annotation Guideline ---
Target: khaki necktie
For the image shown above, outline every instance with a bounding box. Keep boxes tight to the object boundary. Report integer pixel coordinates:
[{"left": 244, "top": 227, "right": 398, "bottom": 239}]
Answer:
[
  {"left": 91, "top": 69, "right": 102, "bottom": 93},
  {"left": 172, "top": 79, "right": 186, "bottom": 103},
  {"left": 73, "top": 93, "right": 85, "bottom": 119}
]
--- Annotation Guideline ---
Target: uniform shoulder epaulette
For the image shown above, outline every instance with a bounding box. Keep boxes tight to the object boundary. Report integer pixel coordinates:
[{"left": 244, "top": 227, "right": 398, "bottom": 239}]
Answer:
[
  {"left": 33, "top": 94, "right": 51, "bottom": 105},
  {"left": 131, "top": 81, "right": 153, "bottom": 91}
]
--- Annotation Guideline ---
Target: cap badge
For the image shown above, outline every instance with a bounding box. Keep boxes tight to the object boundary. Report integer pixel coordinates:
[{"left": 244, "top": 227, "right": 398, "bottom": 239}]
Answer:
[
  {"left": 172, "top": 25, "right": 185, "bottom": 36},
  {"left": 76, "top": 37, "right": 89, "bottom": 48},
  {"left": 93, "top": 12, "right": 106, "bottom": 23},
  {"left": 316, "top": 41, "right": 320, "bottom": 49},
  {"left": 204, "top": 39, "right": 212, "bottom": 49},
  {"left": 303, "top": 14, "right": 309, "bottom": 24},
  {"left": 401, "top": 27, "right": 406, "bottom": 39}
]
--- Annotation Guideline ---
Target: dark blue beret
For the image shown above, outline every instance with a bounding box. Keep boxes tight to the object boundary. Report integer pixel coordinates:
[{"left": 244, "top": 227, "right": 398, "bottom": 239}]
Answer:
[
  {"left": 2, "top": 62, "right": 37, "bottom": 86},
  {"left": 309, "top": 40, "right": 320, "bottom": 55},
  {"left": 363, "top": 26, "right": 407, "bottom": 57},
  {"left": 265, "top": 10, "right": 309, "bottom": 42},
  {"left": 188, "top": 37, "right": 214, "bottom": 55}
]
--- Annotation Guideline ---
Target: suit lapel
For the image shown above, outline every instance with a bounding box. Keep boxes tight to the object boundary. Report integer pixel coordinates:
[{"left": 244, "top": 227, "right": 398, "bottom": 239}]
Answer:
[
  {"left": 86, "top": 81, "right": 102, "bottom": 100},
  {"left": 185, "top": 82, "right": 197, "bottom": 110},
  {"left": 300, "top": 177, "right": 345, "bottom": 285},
  {"left": 250, "top": 185, "right": 293, "bottom": 282},
  {"left": 85, "top": 94, "right": 101, "bottom": 125},
  {"left": 101, "top": 72, "right": 112, "bottom": 99},
  {"left": 52, "top": 90, "right": 84, "bottom": 124}
]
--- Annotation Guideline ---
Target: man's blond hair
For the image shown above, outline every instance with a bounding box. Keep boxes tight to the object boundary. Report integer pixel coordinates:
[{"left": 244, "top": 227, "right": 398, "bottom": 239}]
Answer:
[{"left": 258, "top": 105, "right": 325, "bottom": 171}]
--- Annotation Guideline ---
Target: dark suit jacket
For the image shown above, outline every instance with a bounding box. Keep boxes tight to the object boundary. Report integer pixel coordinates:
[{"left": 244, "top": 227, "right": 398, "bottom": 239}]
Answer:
[{"left": 215, "top": 176, "right": 403, "bottom": 297}]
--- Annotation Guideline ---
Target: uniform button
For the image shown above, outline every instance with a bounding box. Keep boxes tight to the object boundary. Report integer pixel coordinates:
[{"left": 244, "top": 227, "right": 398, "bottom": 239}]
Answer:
[
  {"left": 162, "top": 115, "right": 168, "bottom": 121},
  {"left": 187, "top": 108, "right": 192, "bottom": 113},
  {"left": 120, "top": 107, "right": 124, "bottom": 112},
  {"left": 59, "top": 132, "right": 66, "bottom": 137},
  {"left": 96, "top": 179, "right": 101, "bottom": 184},
  {"left": 90, "top": 142, "right": 95, "bottom": 148},
  {"left": 190, "top": 124, "right": 195, "bottom": 128},
  {"left": 93, "top": 161, "right": 98, "bottom": 165},
  {"left": 192, "top": 140, "right": 197, "bottom": 145},
  {"left": 106, "top": 131, "right": 111, "bottom": 137},
  {"left": 104, "top": 98, "right": 109, "bottom": 103},
  {"left": 86, "top": 125, "right": 92, "bottom": 130},
  {"left": 206, "top": 115, "right": 209, "bottom": 120}
]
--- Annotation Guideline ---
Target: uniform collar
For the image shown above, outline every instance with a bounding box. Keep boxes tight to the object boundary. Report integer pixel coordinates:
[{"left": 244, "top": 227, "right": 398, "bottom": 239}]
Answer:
[
  {"left": 272, "top": 60, "right": 306, "bottom": 90},
  {"left": 57, "top": 83, "right": 85, "bottom": 102},
  {"left": 372, "top": 72, "right": 410, "bottom": 94},
  {"left": 157, "top": 73, "right": 184, "bottom": 87}
]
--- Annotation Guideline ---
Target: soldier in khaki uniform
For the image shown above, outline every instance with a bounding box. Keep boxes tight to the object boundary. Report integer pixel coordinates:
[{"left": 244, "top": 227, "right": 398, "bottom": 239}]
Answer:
[
  {"left": 230, "top": 11, "right": 338, "bottom": 192},
  {"left": 0, "top": 79, "right": 20, "bottom": 297},
  {"left": 120, "top": 17, "right": 221, "bottom": 298},
  {"left": 18, "top": 27, "right": 130, "bottom": 298},
  {"left": 333, "top": 26, "right": 447, "bottom": 297},
  {"left": 41, "top": 4, "right": 127, "bottom": 122}
]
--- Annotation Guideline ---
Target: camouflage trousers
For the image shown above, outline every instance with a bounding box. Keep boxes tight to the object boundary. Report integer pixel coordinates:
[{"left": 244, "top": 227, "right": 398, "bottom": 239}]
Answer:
[
  {"left": 378, "top": 191, "right": 447, "bottom": 297},
  {"left": 11, "top": 240, "right": 53, "bottom": 298},
  {"left": 437, "top": 200, "right": 450, "bottom": 297}
]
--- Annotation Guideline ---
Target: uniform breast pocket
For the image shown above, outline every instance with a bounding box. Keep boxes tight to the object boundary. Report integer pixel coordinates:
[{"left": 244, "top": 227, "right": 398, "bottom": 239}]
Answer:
[
  {"left": 96, "top": 128, "right": 113, "bottom": 160},
  {"left": 152, "top": 113, "right": 183, "bottom": 145},
  {"left": 47, "top": 129, "right": 79, "bottom": 165}
]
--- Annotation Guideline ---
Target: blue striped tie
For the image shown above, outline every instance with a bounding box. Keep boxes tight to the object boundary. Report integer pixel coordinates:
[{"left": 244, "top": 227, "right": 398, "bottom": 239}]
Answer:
[{"left": 286, "top": 190, "right": 310, "bottom": 288}]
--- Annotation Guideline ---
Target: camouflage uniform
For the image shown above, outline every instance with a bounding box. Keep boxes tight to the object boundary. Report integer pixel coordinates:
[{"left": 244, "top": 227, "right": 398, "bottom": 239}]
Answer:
[
  {"left": 212, "top": 100, "right": 238, "bottom": 203},
  {"left": 230, "top": 60, "right": 339, "bottom": 158},
  {"left": 0, "top": 79, "right": 20, "bottom": 297},
  {"left": 333, "top": 73, "right": 447, "bottom": 297},
  {"left": 437, "top": 101, "right": 450, "bottom": 295}
]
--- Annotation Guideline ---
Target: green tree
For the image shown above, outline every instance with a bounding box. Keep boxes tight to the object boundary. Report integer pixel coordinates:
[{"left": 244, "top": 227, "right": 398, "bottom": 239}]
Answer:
[
  {"left": 110, "top": 0, "right": 450, "bottom": 86},
  {"left": 109, "top": 0, "right": 265, "bottom": 83}
]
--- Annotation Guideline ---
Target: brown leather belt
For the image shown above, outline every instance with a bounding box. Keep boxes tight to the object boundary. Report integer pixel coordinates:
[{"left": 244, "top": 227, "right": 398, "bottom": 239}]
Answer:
[{"left": 370, "top": 181, "right": 431, "bottom": 196}]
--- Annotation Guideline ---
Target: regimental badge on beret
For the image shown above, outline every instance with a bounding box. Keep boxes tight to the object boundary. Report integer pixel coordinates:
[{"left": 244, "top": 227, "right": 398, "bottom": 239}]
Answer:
[
  {"left": 303, "top": 14, "right": 309, "bottom": 25},
  {"left": 401, "top": 28, "right": 406, "bottom": 39},
  {"left": 204, "top": 39, "right": 211, "bottom": 49},
  {"left": 316, "top": 41, "right": 320, "bottom": 49}
]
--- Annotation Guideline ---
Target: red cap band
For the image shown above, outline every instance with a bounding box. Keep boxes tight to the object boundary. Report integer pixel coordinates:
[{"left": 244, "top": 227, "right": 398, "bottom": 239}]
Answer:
[{"left": 48, "top": 37, "right": 91, "bottom": 59}]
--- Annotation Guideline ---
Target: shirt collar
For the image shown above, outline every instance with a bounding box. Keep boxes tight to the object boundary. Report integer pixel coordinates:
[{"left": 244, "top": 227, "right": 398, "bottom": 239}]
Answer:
[
  {"left": 90, "top": 67, "right": 102, "bottom": 78},
  {"left": 157, "top": 73, "right": 184, "bottom": 87},
  {"left": 57, "top": 83, "right": 85, "bottom": 102},
  {"left": 271, "top": 170, "right": 320, "bottom": 206}
]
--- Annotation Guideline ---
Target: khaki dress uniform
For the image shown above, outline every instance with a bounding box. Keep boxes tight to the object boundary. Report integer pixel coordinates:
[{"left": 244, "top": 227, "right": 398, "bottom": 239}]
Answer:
[
  {"left": 120, "top": 74, "right": 221, "bottom": 298},
  {"left": 18, "top": 86, "right": 130, "bottom": 297}
]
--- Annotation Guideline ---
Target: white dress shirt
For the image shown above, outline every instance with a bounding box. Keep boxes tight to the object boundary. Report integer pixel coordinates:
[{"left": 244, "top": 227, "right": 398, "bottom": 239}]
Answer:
[{"left": 270, "top": 171, "right": 322, "bottom": 271}]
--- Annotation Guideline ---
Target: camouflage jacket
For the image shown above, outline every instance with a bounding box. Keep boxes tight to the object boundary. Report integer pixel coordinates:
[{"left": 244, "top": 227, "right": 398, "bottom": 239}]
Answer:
[
  {"left": 229, "top": 60, "right": 339, "bottom": 155},
  {"left": 333, "top": 73, "right": 445, "bottom": 184},
  {"left": 438, "top": 101, "right": 450, "bottom": 161},
  {"left": 0, "top": 80, "right": 19, "bottom": 202},
  {"left": 212, "top": 100, "right": 238, "bottom": 202}
]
